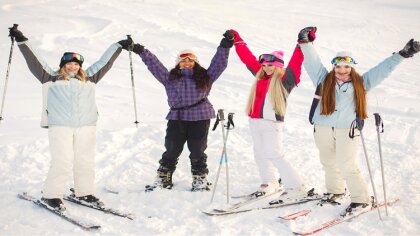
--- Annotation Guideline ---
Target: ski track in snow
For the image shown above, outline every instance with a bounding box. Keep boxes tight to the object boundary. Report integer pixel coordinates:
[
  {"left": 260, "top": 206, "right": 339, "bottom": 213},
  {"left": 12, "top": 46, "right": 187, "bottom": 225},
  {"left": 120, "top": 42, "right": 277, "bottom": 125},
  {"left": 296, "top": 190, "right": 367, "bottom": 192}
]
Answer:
[{"left": 1, "top": 0, "right": 420, "bottom": 235}]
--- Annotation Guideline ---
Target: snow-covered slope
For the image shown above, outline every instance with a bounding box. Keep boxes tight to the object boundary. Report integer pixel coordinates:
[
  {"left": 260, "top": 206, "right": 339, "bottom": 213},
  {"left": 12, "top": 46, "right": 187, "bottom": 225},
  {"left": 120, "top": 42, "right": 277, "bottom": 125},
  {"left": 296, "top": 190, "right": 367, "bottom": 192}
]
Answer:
[{"left": 1, "top": 0, "right": 419, "bottom": 235}]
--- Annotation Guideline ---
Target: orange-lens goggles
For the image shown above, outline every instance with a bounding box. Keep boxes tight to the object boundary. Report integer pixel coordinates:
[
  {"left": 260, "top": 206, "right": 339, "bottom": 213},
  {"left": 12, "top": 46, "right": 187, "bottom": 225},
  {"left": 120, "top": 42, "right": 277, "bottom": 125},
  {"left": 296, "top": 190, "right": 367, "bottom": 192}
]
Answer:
[{"left": 331, "top": 56, "right": 355, "bottom": 65}]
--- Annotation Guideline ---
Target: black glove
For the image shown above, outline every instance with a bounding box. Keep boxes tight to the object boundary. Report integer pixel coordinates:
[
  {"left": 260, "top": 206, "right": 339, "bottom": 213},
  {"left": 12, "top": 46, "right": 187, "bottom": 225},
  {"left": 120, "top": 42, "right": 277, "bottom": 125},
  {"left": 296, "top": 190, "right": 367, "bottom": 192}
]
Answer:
[
  {"left": 219, "top": 30, "right": 234, "bottom": 48},
  {"left": 298, "top": 26, "right": 317, "bottom": 43},
  {"left": 118, "top": 37, "right": 133, "bottom": 51},
  {"left": 132, "top": 43, "right": 145, "bottom": 54},
  {"left": 398, "top": 39, "right": 420, "bottom": 58},
  {"left": 8, "top": 26, "right": 28, "bottom": 42}
]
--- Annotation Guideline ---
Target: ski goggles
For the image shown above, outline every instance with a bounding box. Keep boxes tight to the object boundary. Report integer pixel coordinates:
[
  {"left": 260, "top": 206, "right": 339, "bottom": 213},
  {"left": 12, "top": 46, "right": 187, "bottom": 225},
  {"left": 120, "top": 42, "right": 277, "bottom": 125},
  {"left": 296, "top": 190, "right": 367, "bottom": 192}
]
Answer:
[
  {"left": 178, "top": 53, "right": 197, "bottom": 61},
  {"left": 258, "top": 54, "right": 284, "bottom": 64},
  {"left": 331, "top": 56, "right": 355, "bottom": 65},
  {"left": 62, "top": 52, "right": 84, "bottom": 63}
]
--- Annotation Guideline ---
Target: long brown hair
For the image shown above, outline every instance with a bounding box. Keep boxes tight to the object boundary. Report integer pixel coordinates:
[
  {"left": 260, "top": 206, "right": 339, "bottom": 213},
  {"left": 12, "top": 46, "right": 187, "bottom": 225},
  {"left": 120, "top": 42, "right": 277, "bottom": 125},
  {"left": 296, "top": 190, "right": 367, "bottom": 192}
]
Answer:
[
  {"left": 320, "top": 67, "right": 367, "bottom": 119},
  {"left": 57, "top": 67, "right": 88, "bottom": 82},
  {"left": 246, "top": 67, "right": 288, "bottom": 116},
  {"left": 169, "top": 63, "right": 210, "bottom": 91}
]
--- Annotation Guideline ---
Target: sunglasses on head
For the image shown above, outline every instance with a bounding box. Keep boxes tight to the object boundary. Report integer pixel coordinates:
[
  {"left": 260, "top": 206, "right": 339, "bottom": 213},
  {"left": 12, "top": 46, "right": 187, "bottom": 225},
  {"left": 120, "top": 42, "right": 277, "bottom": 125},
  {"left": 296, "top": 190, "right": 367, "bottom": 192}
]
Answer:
[
  {"left": 258, "top": 54, "right": 284, "bottom": 64},
  {"left": 331, "top": 56, "right": 355, "bottom": 65},
  {"left": 62, "top": 52, "right": 84, "bottom": 62},
  {"left": 179, "top": 53, "right": 196, "bottom": 61}
]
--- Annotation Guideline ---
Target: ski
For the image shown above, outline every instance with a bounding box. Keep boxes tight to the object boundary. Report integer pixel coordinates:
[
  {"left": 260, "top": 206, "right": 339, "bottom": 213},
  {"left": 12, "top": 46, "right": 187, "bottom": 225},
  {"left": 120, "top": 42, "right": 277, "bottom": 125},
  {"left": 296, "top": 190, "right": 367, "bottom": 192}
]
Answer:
[
  {"left": 203, "top": 190, "right": 322, "bottom": 216},
  {"left": 279, "top": 192, "right": 351, "bottom": 221},
  {"left": 64, "top": 194, "right": 135, "bottom": 220},
  {"left": 18, "top": 192, "right": 101, "bottom": 230},
  {"left": 279, "top": 209, "right": 312, "bottom": 220},
  {"left": 210, "top": 188, "right": 285, "bottom": 213},
  {"left": 292, "top": 198, "right": 400, "bottom": 235}
]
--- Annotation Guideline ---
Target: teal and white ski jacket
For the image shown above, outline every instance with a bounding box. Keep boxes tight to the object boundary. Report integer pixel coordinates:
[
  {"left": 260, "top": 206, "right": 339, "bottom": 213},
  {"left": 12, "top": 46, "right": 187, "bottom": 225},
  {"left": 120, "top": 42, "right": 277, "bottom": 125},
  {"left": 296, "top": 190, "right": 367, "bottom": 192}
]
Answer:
[
  {"left": 301, "top": 43, "right": 404, "bottom": 129},
  {"left": 17, "top": 41, "right": 122, "bottom": 128}
]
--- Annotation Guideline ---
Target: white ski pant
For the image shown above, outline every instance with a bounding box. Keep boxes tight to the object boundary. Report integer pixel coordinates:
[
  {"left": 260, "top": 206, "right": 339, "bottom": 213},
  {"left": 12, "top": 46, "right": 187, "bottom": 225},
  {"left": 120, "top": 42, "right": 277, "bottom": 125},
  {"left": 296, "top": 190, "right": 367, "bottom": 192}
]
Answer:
[
  {"left": 249, "top": 118, "right": 304, "bottom": 189},
  {"left": 43, "top": 126, "right": 96, "bottom": 199},
  {"left": 314, "top": 124, "right": 370, "bottom": 203}
]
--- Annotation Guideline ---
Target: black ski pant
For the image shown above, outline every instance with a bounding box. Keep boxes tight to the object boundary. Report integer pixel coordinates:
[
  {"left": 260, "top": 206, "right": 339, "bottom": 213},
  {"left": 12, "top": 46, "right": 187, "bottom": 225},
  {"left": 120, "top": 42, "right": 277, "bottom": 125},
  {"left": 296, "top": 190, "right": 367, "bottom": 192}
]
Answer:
[{"left": 158, "top": 120, "right": 210, "bottom": 176}]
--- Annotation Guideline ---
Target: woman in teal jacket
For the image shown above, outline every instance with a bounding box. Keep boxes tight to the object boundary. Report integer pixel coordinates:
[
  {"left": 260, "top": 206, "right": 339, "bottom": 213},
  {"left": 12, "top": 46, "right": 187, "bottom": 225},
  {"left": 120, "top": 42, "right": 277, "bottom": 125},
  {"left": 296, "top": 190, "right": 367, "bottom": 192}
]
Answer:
[
  {"left": 297, "top": 26, "right": 419, "bottom": 216},
  {"left": 9, "top": 26, "right": 131, "bottom": 211}
]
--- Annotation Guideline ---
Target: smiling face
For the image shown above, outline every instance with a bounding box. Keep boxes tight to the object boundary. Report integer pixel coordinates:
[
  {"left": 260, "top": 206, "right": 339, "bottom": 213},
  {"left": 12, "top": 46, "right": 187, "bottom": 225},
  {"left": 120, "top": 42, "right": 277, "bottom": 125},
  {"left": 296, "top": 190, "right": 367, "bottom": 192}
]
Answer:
[
  {"left": 64, "top": 61, "right": 80, "bottom": 74},
  {"left": 262, "top": 64, "right": 275, "bottom": 76},
  {"left": 334, "top": 64, "right": 352, "bottom": 81},
  {"left": 179, "top": 58, "right": 195, "bottom": 69}
]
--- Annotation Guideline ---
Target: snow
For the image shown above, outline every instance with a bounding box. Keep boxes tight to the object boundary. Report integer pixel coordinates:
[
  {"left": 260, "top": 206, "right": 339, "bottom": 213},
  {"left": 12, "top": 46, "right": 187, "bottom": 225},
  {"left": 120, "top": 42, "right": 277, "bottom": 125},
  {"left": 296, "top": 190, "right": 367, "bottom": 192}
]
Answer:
[{"left": 1, "top": 0, "right": 419, "bottom": 235}]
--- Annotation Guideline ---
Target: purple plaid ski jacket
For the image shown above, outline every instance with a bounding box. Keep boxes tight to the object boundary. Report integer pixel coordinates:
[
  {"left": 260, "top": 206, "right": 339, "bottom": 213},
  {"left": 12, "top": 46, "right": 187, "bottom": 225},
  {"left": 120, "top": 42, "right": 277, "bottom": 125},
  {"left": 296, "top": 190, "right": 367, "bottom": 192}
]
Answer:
[{"left": 139, "top": 47, "right": 229, "bottom": 121}]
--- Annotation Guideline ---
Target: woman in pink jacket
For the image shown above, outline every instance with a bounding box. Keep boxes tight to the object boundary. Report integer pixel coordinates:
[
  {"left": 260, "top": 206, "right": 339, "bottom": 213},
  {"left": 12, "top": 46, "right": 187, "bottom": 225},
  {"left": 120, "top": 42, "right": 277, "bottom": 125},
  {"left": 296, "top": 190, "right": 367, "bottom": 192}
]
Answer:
[{"left": 230, "top": 29, "right": 309, "bottom": 197}]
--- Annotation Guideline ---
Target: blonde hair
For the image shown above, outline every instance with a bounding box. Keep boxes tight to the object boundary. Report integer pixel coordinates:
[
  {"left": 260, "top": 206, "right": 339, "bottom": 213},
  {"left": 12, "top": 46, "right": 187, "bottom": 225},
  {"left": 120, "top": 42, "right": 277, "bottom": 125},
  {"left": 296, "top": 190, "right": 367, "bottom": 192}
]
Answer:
[
  {"left": 321, "top": 67, "right": 367, "bottom": 119},
  {"left": 57, "top": 67, "right": 88, "bottom": 82},
  {"left": 246, "top": 67, "right": 289, "bottom": 116}
]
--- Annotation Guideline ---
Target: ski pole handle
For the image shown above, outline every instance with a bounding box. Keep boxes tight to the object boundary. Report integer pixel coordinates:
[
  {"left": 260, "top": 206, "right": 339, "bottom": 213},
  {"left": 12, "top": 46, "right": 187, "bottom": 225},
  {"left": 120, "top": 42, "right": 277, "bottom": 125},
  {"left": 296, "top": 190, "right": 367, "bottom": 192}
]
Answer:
[
  {"left": 227, "top": 113, "right": 235, "bottom": 129},
  {"left": 373, "top": 113, "right": 381, "bottom": 127},
  {"left": 126, "top": 35, "right": 134, "bottom": 51},
  {"left": 356, "top": 117, "right": 364, "bottom": 131},
  {"left": 8, "top": 24, "right": 19, "bottom": 42},
  {"left": 218, "top": 109, "right": 225, "bottom": 121}
]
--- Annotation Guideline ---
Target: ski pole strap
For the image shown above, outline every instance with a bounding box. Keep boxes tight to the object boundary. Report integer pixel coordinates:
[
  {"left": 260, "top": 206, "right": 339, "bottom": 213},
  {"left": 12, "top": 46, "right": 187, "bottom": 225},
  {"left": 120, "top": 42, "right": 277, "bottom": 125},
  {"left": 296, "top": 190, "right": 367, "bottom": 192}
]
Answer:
[
  {"left": 349, "top": 117, "right": 364, "bottom": 139},
  {"left": 373, "top": 113, "right": 384, "bottom": 133},
  {"left": 308, "top": 83, "right": 322, "bottom": 124}
]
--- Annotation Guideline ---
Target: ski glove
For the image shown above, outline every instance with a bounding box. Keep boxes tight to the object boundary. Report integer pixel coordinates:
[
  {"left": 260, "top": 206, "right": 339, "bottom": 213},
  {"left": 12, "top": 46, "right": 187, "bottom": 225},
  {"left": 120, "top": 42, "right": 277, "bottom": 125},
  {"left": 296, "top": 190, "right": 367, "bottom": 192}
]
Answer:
[
  {"left": 298, "top": 26, "right": 317, "bottom": 43},
  {"left": 219, "top": 30, "right": 234, "bottom": 48},
  {"left": 132, "top": 43, "right": 145, "bottom": 54},
  {"left": 8, "top": 27, "right": 28, "bottom": 42},
  {"left": 398, "top": 39, "right": 420, "bottom": 58},
  {"left": 118, "top": 37, "right": 133, "bottom": 51},
  {"left": 230, "top": 29, "right": 245, "bottom": 44}
]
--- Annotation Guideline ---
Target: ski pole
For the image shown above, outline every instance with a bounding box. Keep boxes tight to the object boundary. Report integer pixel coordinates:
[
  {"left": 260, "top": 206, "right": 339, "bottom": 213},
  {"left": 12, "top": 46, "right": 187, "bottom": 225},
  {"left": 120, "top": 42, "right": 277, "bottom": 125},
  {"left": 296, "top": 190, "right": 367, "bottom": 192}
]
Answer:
[
  {"left": 374, "top": 113, "right": 388, "bottom": 216},
  {"left": 224, "top": 113, "right": 234, "bottom": 203},
  {"left": 0, "top": 24, "right": 18, "bottom": 123},
  {"left": 127, "top": 35, "right": 139, "bottom": 127},
  {"left": 354, "top": 118, "right": 382, "bottom": 220},
  {"left": 210, "top": 109, "right": 229, "bottom": 203}
]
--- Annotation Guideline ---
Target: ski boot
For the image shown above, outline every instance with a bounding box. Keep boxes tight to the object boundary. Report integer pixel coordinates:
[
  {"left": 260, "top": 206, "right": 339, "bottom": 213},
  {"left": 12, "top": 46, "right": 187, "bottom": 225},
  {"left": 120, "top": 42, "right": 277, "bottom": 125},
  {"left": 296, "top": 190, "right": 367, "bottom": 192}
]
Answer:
[
  {"left": 41, "top": 197, "right": 66, "bottom": 212},
  {"left": 340, "top": 196, "right": 374, "bottom": 217},
  {"left": 318, "top": 189, "right": 349, "bottom": 206},
  {"left": 145, "top": 169, "right": 174, "bottom": 192},
  {"left": 191, "top": 174, "right": 211, "bottom": 192}
]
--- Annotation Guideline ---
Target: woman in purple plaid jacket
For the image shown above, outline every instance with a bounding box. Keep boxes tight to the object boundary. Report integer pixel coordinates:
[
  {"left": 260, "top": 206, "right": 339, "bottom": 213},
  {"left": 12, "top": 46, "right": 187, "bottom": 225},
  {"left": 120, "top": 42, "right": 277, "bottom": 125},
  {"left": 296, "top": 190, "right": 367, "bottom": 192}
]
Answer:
[{"left": 131, "top": 31, "right": 234, "bottom": 191}]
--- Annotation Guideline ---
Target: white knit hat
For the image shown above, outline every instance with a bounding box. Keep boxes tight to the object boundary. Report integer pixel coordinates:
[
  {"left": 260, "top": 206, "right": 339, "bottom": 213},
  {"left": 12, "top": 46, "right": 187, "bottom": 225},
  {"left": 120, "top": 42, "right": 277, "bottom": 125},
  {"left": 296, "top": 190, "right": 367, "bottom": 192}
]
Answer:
[{"left": 175, "top": 49, "right": 199, "bottom": 65}]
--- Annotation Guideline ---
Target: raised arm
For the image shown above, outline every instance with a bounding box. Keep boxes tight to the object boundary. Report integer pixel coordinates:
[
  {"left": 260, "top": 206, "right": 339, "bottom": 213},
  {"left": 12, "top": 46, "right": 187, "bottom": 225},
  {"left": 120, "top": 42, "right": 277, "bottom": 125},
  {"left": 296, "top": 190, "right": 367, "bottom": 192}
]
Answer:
[
  {"left": 133, "top": 44, "right": 170, "bottom": 86},
  {"left": 298, "top": 27, "right": 328, "bottom": 86},
  {"left": 87, "top": 42, "right": 123, "bottom": 83},
  {"left": 9, "top": 27, "right": 55, "bottom": 83},
  {"left": 231, "top": 29, "right": 261, "bottom": 76},
  {"left": 281, "top": 45, "right": 304, "bottom": 92},
  {"left": 206, "top": 30, "right": 233, "bottom": 83},
  {"left": 362, "top": 39, "right": 419, "bottom": 90}
]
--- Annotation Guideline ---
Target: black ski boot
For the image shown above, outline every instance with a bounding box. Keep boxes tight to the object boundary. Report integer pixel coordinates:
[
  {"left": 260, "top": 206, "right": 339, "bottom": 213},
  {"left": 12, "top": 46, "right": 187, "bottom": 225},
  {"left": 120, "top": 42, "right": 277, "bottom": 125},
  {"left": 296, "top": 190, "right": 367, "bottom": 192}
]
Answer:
[
  {"left": 145, "top": 169, "right": 174, "bottom": 192},
  {"left": 41, "top": 197, "right": 66, "bottom": 212},
  {"left": 191, "top": 173, "right": 211, "bottom": 192},
  {"left": 74, "top": 194, "right": 104, "bottom": 208}
]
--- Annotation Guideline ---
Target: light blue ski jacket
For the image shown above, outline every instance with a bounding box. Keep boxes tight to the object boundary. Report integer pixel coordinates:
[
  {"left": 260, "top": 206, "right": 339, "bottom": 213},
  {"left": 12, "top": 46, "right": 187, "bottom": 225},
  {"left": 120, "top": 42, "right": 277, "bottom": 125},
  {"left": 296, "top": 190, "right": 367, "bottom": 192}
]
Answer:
[
  {"left": 17, "top": 41, "right": 122, "bottom": 128},
  {"left": 301, "top": 43, "right": 404, "bottom": 128}
]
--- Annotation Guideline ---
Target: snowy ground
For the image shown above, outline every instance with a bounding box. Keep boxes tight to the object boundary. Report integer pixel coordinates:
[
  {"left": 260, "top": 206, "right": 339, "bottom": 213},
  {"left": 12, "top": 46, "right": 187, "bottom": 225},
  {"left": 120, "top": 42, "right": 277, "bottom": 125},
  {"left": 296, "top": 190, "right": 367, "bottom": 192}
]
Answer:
[{"left": 0, "top": 0, "right": 419, "bottom": 235}]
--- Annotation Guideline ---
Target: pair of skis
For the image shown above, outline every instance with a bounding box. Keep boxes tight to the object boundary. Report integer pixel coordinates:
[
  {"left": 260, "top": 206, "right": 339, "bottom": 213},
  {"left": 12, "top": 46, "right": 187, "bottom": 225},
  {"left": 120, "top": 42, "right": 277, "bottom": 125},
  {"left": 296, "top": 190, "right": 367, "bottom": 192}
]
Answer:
[
  {"left": 203, "top": 188, "right": 322, "bottom": 216},
  {"left": 281, "top": 198, "right": 400, "bottom": 235},
  {"left": 18, "top": 192, "right": 135, "bottom": 230}
]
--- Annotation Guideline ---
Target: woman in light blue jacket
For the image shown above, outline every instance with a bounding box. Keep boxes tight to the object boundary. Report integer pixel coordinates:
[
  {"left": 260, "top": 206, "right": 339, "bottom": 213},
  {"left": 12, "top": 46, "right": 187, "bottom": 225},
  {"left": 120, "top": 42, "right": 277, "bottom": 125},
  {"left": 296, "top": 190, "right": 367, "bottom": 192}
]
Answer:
[
  {"left": 297, "top": 27, "right": 419, "bottom": 216},
  {"left": 9, "top": 26, "right": 132, "bottom": 211}
]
